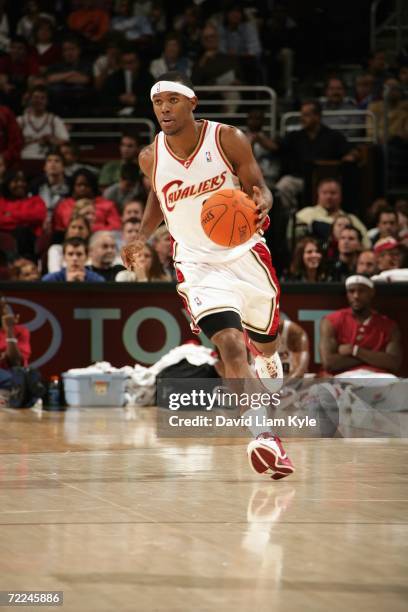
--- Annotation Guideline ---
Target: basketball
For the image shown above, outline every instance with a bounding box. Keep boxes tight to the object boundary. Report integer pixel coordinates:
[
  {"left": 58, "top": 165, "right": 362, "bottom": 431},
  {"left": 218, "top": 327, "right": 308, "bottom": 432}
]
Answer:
[{"left": 200, "top": 189, "right": 258, "bottom": 247}]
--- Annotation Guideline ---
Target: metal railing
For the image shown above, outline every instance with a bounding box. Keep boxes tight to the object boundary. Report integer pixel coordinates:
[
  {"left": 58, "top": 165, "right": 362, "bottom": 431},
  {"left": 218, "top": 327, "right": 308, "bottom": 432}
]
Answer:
[
  {"left": 280, "top": 110, "right": 378, "bottom": 144},
  {"left": 194, "top": 85, "right": 277, "bottom": 137},
  {"left": 63, "top": 117, "right": 156, "bottom": 145},
  {"left": 370, "top": 0, "right": 408, "bottom": 52}
]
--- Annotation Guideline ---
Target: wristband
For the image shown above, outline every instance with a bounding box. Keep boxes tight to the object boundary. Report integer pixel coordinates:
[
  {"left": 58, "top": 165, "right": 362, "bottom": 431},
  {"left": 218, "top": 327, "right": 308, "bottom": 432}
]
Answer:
[
  {"left": 352, "top": 345, "right": 359, "bottom": 357},
  {"left": 6, "top": 338, "right": 18, "bottom": 343}
]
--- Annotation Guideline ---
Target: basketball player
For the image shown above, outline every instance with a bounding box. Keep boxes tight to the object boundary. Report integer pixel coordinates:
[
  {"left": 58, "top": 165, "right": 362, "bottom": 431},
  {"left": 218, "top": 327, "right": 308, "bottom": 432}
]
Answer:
[{"left": 122, "top": 72, "right": 294, "bottom": 479}]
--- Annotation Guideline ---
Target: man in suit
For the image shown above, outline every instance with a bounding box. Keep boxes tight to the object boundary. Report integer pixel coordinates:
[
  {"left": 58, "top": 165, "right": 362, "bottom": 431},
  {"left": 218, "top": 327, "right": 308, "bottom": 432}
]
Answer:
[{"left": 102, "top": 49, "right": 153, "bottom": 117}]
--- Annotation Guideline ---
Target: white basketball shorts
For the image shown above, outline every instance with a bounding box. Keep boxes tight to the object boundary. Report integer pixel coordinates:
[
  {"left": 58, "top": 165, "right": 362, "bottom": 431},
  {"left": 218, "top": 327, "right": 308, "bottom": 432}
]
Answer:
[{"left": 175, "top": 242, "right": 280, "bottom": 337}]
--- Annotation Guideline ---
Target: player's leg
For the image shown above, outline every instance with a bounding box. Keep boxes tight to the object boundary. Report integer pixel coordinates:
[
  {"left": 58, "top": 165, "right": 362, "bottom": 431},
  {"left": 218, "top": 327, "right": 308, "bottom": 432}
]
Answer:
[
  {"left": 198, "top": 311, "right": 254, "bottom": 379},
  {"left": 200, "top": 311, "right": 294, "bottom": 480}
]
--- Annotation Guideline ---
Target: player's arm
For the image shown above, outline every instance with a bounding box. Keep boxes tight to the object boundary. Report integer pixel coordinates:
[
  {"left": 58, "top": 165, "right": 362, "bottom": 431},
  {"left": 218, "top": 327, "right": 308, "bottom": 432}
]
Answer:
[
  {"left": 121, "top": 145, "right": 164, "bottom": 269},
  {"left": 219, "top": 125, "right": 272, "bottom": 229},
  {"left": 319, "top": 318, "right": 360, "bottom": 372},
  {"left": 353, "top": 326, "right": 402, "bottom": 375},
  {"left": 286, "top": 321, "right": 310, "bottom": 381}
]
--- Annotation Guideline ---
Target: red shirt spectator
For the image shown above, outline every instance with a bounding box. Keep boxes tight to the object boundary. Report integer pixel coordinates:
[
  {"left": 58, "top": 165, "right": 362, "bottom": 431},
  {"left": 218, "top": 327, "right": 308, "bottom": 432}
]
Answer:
[
  {"left": 53, "top": 195, "right": 121, "bottom": 232},
  {"left": 0, "top": 106, "right": 23, "bottom": 166},
  {"left": 52, "top": 168, "right": 121, "bottom": 232},
  {"left": 32, "top": 18, "right": 61, "bottom": 73},
  {"left": 68, "top": 5, "right": 110, "bottom": 42},
  {"left": 0, "top": 170, "right": 46, "bottom": 236}
]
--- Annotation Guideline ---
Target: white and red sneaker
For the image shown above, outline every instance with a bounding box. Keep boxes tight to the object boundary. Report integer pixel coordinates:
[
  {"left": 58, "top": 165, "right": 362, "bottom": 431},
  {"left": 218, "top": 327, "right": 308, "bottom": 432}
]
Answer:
[{"left": 247, "top": 432, "right": 295, "bottom": 480}]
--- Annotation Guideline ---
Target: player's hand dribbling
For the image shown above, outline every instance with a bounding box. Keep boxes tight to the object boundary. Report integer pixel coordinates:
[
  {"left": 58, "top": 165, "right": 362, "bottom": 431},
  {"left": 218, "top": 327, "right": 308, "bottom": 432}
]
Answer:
[
  {"left": 252, "top": 185, "right": 271, "bottom": 230},
  {"left": 121, "top": 239, "right": 146, "bottom": 270}
]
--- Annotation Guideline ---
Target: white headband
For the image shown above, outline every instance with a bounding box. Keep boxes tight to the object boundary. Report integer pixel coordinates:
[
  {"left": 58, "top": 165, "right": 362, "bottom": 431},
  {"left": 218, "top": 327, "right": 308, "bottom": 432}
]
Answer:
[
  {"left": 150, "top": 80, "right": 196, "bottom": 100},
  {"left": 345, "top": 275, "right": 374, "bottom": 289}
]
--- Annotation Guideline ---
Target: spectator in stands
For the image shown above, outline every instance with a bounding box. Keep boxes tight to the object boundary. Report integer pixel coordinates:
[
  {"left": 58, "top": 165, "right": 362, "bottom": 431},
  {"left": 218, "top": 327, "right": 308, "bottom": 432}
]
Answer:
[
  {"left": 58, "top": 142, "right": 97, "bottom": 178},
  {"left": 320, "top": 77, "right": 357, "bottom": 132},
  {"left": 151, "top": 225, "right": 175, "bottom": 280},
  {"left": 296, "top": 178, "right": 370, "bottom": 247},
  {"left": 218, "top": 4, "right": 262, "bottom": 56},
  {"left": 0, "top": 169, "right": 46, "bottom": 258},
  {"left": 368, "top": 78, "right": 408, "bottom": 142},
  {"left": 67, "top": 0, "right": 110, "bottom": 44},
  {"left": 0, "top": 0, "right": 10, "bottom": 53},
  {"left": 47, "top": 215, "right": 91, "bottom": 274},
  {"left": 30, "top": 150, "right": 70, "bottom": 221},
  {"left": 354, "top": 73, "right": 375, "bottom": 109},
  {"left": 88, "top": 231, "right": 125, "bottom": 280},
  {"left": 0, "top": 296, "right": 31, "bottom": 367},
  {"left": 53, "top": 168, "right": 121, "bottom": 233},
  {"left": 16, "top": 1, "right": 53, "bottom": 43},
  {"left": 367, "top": 50, "right": 391, "bottom": 97},
  {"left": 116, "top": 243, "right": 171, "bottom": 282},
  {"left": 0, "top": 36, "right": 39, "bottom": 112},
  {"left": 324, "top": 213, "right": 353, "bottom": 259},
  {"left": 173, "top": 5, "right": 202, "bottom": 62},
  {"left": 320, "top": 275, "right": 402, "bottom": 376},
  {"left": 373, "top": 237, "right": 403, "bottom": 273},
  {"left": 150, "top": 34, "right": 191, "bottom": 80},
  {"left": 326, "top": 225, "right": 362, "bottom": 281},
  {"left": 18, "top": 86, "right": 69, "bottom": 159},
  {"left": 102, "top": 49, "right": 153, "bottom": 117},
  {"left": 399, "top": 65, "right": 408, "bottom": 93},
  {"left": 71, "top": 198, "right": 96, "bottom": 227},
  {"left": 93, "top": 37, "right": 122, "bottom": 91},
  {"left": 122, "top": 199, "right": 144, "bottom": 223},
  {"left": 286, "top": 236, "right": 325, "bottom": 282},
  {"left": 0, "top": 107, "right": 23, "bottom": 169},
  {"left": 276, "top": 100, "right": 359, "bottom": 212},
  {"left": 367, "top": 207, "right": 399, "bottom": 246},
  {"left": 98, "top": 133, "right": 140, "bottom": 188},
  {"left": 192, "top": 23, "right": 241, "bottom": 89},
  {"left": 9, "top": 257, "right": 40, "bottom": 281},
  {"left": 103, "top": 162, "right": 143, "bottom": 213},
  {"left": 372, "top": 240, "right": 408, "bottom": 280},
  {"left": 110, "top": 0, "right": 153, "bottom": 44},
  {"left": 244, "top": 109, "right": 278, "bottom": 185},
  {"left": 118, "top": 217, "right": 140, "bottom": 250},
  {"left": 46, "top": 36, "right": 92, "bottom": 116},
  {"left": 356, "top": 250, "right": 377, "bottom": 277},
  {"left": 42, "top": 237, "right": 104, "bottom": 282},
  {"left": 32, "top": 18, "right": 61, "bottom": 74}
]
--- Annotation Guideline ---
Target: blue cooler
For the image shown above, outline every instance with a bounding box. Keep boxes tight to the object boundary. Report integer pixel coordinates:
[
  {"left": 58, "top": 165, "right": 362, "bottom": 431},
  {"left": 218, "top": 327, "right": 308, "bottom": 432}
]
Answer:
[{"left": 62, "top": 371, "right": 128, "bottom": 407}]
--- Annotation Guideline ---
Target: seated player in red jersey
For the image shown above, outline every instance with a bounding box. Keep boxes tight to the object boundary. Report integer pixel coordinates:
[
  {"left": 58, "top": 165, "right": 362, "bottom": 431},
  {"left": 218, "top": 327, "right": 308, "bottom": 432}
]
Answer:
[{"left": 320, "top": 275, "right": 402, "bottom": 378}]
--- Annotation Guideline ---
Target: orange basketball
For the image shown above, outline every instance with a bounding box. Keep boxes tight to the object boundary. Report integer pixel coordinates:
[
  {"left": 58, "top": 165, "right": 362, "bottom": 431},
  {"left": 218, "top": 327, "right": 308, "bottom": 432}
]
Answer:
[{"left": 200, "top": 189, "right": 258, "bottom": 247}]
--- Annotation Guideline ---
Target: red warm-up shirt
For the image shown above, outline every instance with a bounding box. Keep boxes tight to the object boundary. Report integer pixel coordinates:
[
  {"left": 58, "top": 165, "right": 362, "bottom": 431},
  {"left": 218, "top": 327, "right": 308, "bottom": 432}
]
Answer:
[
  {"left": 325, "top": 307, "right": 396, "bottom": 374},
  {"left": 0, "top": 196, "right": 47, "bottom": 235},
  {"left": 53, "top": 196, "right": 121, "bottom": 232},
  {"left": 0, "top": 325, "right": 31, "bottom": 368}
]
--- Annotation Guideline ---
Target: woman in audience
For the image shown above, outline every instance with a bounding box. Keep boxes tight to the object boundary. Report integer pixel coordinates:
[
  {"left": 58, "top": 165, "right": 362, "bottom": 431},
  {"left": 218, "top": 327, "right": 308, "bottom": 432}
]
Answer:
[
  {"left": 0, "top": 169, "right": 46, "bottom": 259},
  {"left": 286, "top": 237, "right": 326, "bottom": 282},
  {"left": 324, "top": 212, "right": 353, "bottom": 259},
  {"left": 47, "top": 214, "right": 91, "bottom": 273},
  {"left": 53, "top": 168, "right": 121, "bottom": 234},
  {"left": 116, "top": 243, "right": 171, "bottom": 282}
]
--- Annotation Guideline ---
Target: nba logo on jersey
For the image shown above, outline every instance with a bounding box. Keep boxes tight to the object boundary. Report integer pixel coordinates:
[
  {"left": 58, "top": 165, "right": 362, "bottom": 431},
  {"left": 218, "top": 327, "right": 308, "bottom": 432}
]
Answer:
[{"left": 205, "top": 151, "right": 212, "bottom": 162}]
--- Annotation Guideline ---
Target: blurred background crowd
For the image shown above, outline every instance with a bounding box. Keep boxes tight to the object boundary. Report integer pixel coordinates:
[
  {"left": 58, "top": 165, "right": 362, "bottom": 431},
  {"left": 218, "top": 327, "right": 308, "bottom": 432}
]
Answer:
[{"left": 0, "top": 0, "right": 407, "bottom": 284}]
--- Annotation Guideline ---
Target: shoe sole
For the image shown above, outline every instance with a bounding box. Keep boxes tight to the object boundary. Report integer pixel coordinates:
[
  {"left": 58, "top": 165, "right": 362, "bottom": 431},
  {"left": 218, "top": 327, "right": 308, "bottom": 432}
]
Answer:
[{"left": 247, "top": 440, "right": 295, "bottom": 480}]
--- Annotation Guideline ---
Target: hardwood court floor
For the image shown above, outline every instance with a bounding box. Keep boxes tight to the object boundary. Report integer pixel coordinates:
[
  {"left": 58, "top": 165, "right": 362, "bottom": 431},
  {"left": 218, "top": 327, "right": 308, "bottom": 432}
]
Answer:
[{"left": 0, "top": 406, "right": 407, "bottom": 612}]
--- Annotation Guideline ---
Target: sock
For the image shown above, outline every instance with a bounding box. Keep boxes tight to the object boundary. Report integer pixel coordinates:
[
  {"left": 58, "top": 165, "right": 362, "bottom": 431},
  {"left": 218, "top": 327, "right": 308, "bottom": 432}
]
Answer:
[{"left": 243, "top": 405, "right": 273, "bottom": 438}]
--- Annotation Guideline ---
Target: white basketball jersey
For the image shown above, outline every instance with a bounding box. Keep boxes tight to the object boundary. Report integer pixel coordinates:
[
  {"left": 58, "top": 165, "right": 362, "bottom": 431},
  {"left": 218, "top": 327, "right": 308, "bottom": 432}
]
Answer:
[{"left": 153, "top": 120, "right": 262, "bottom": 263}]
